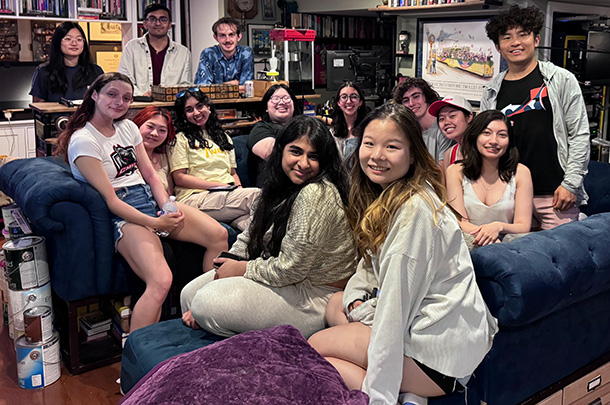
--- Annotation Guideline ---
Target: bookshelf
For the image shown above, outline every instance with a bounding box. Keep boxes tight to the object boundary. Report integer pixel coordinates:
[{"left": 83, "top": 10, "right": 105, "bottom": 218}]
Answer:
[
  {"left": 289, "top": 12, "right": 395, "bottom": 89},
  {"left": 369, "top": 0, "right": 502, "bottom": 16},
  {"left": 0, "top": 0, "right": 182, "bottom": 51}
]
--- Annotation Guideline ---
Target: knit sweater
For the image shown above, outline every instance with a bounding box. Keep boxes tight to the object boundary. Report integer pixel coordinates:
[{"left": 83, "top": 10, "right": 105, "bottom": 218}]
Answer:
[
  {"left": 229, "top": 180, "right": 357, "bottom": 287},
  {"left": 343, "top": 185, "right": 498, "bottom": 404}
]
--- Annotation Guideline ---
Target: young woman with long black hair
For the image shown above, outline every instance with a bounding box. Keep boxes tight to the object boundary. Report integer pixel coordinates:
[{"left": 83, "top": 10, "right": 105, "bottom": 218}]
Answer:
[
  {"left": 30, "top": 22, "right": 103, "bottom": 102},
  {"left": 180, "top": 115, "right": 357, "bottom": 339},
  {"left": 169, "top": 88, "right": 259, "bottom": 231}
]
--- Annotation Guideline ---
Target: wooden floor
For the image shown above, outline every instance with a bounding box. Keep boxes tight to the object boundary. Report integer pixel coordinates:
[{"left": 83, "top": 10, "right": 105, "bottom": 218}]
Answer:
[{"left": 0, "top": 326, "right": 122, "bottom": 405}]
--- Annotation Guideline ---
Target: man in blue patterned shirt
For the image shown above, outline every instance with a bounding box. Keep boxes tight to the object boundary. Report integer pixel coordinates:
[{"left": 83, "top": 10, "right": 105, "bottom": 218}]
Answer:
[{"left": 194, "top": 17, "right": 254, "bottom": 86}]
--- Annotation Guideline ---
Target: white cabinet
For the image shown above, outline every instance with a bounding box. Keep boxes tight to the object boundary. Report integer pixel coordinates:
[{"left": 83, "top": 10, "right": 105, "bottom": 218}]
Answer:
[{"left": 0, "top": 120, "right": 35, "bottom": 159}]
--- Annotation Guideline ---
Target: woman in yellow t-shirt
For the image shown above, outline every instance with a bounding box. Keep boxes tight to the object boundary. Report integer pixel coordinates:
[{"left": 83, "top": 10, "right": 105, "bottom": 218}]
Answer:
[{"left": 169, "top": 88, "right": 259, "bottom": 231}]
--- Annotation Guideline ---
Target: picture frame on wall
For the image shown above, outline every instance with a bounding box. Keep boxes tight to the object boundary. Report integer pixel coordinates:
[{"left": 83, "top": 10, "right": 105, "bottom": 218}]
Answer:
[
  {"left": 416, "top": 17, "right": 503, "bottom": 103},
  {"left": 248, "top": 24, "right": 274, "bottom": 59},
  {"left": 261, "top": 0, "right": 276, "bottom": 21},
  {"left": 88, "top": 22, "right": 123, "bottom": 42}
]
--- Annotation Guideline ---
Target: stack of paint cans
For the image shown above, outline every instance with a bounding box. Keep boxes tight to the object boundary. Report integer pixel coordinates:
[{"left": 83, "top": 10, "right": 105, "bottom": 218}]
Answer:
[
  {"left": 15, "top": 307, "right": 61, "bottom": 389},
  {"left": 2, "top": 235, "right": 61, "bottom": 388},
  {"left": 3, "top": 236, "right": 52, "bottom": 339}
]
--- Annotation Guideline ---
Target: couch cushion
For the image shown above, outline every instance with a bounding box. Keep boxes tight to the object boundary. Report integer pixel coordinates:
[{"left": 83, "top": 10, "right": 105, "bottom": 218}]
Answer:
[
  {"left": 121, "top": 319, "right": 225, "bottom": 394},
  {"left": 119, "top": 324, "right": 368, "bottom": 404},
  {"left": 472, "top": 212, "right": 610, "bottom": 327}
]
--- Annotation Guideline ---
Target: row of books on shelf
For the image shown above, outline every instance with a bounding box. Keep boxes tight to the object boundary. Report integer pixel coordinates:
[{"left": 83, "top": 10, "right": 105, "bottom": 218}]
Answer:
[
  {"left": 77, "top": 0, "right": 125, "bottom": 20},
  {"left": 290, "top": 13, "right": 392, "bottom": 41},
  {"left": 387, "top": 0, "right": 468, "bottom": 6},
  {"left": 21, "top": 0, "right": 68, "bottom": 17},
  {"left": 78, "top": 297, "right": 131, "bottom": 347}
]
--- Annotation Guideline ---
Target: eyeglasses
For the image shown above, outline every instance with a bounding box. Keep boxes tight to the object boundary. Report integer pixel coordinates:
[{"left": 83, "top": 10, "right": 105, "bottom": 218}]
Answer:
[
  {"left": 338, "top": 94, "right": 361, "bottom": 103},
  {"left": 62, "top": 36, "right": 84, "bottom": 43},
  {"left": 145, "top": 16, "right": 170, "bottom": 24},
  {"left": 176, "top": 87, "right": 202, "bottom": 99},
  {"left": 269, "top": 95, "right": 292, "bottom": 104}
]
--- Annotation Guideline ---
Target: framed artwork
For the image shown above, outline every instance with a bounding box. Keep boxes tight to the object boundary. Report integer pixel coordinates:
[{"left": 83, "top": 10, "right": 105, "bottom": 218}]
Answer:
[
  {"left": 88, "top": 22, "right": 123, "bottom": 42},
  {"left": 416, "top": 17, "right": 503, "bottom": 103},
  {"left": 90, "top": 43, "right": 122, "bottom": 71},
  {"left": 261, "top": 0, "right": 276, "bottom": 21},
  {"left": 248, "top": 24, "right": 274, "bottom": 59}
]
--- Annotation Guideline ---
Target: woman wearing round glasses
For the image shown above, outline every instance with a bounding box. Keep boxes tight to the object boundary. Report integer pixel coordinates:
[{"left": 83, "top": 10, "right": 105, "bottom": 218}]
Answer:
[
  {"left": 30, "top": 21, "right": 103, "bottom": 102},
  {"left": 169, "top": 88, "right": 259, "bottom": 231},
  {"left": 247, "top": 84, "right": 302, "bottom": 186},
  {"left": 329, "top": 82, "right": 370, "bottom": 161}
]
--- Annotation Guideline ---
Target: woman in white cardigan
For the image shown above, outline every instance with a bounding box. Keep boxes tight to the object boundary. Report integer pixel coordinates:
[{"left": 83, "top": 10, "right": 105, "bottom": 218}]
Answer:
[{"left": 309, "top": 103, "right": 497, "bottom": 404}]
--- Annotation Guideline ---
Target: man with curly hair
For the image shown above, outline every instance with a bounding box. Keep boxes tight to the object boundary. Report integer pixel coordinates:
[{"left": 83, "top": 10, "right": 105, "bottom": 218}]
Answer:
[
  {"left": 392, "top": 77, "right": 454, "bottom": 163},
  {"left": 481, "top": 4, "right": 590, "bottom": 230}
]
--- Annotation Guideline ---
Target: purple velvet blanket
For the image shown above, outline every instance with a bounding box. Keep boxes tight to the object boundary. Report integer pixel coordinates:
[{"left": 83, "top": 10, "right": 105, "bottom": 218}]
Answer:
[{"left": 119, "top": 324, "right": 369, "bottom": 404}]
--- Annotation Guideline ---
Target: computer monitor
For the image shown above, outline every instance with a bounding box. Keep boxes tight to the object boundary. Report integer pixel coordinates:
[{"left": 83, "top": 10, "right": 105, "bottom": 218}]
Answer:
[
  {"left": 0, "top": 63, "right": 39, "bottom": 111},
  {"left": 585, "top": 31, "right": 610, "bottom": 84},
  {"left": 326, "top": 50, "right": 356, "bottom": 91}
]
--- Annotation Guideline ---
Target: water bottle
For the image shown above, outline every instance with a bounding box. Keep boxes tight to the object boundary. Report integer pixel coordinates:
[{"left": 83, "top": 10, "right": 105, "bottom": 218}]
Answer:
[{"left": 156, "top": 196, "right": 178, "bottom": 237}]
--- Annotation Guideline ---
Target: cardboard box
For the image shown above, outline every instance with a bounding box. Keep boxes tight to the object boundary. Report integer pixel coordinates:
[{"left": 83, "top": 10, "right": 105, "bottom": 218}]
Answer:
[{"left": 252, "top": 80, "right": 290, "bottom": 97}]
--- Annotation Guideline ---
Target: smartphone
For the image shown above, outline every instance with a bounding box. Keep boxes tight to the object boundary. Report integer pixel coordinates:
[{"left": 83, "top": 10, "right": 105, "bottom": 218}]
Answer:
[
  {"left": 213, "top": 251, "right": 245, "bottom": 268},
  {"left": 208, "top": 184, "right": 239, "bottom": 192}
]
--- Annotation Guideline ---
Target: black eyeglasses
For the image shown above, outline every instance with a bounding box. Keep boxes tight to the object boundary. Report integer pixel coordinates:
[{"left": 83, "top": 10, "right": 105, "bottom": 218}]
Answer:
[
  {"left": 146, "top": 16, "right": 170, "bottom": 24},
  {"left": 338, "top": 94, "right": 361, "bottom": 103},
  {"left": 176, "top": 87, "right": 202, "bottom": 99}
]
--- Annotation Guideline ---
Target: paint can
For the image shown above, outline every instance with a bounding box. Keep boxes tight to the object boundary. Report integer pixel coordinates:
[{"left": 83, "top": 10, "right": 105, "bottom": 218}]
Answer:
[
  {"left": 2, "top": 203, "right": 19, "bottom": 230},
  {"left": 7, "top": 221, "right": 26, "bottom": 240},
  {"left": 7, "top": 282, "right": 53, "bottom": 338},
  {"left": 15, "top": 331, "right": 61, "bottom": 389},
  {"left": 244, "top": 80, "right": 254, "bottom": 98},
  {"left": 24, "top": 306, "right": 53, "bottom": 343},
  {"left": 3, "top": 236, "right": 50, "bottom": 291}
]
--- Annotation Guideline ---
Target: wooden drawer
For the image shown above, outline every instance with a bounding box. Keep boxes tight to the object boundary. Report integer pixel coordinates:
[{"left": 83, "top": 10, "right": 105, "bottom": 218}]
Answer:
[
  {"left": 537, "top": 390, "right": 563, "bottom": 405},
  {"left": 570, "top": 381, "right": 610, "bottom": 405},
  {"left": 564, "top": 362, "right": 610, "bottom": 405}
]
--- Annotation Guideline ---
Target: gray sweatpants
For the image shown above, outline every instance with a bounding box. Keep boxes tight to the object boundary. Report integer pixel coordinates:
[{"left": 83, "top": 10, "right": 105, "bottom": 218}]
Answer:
[{"left": 180, "top": 270, "right": 340, "bottom": 338}]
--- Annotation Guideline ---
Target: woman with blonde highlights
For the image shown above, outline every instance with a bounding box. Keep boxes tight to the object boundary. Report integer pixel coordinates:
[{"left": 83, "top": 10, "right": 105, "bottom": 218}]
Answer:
[{"left": 309, "top": 103, "right": 497, "bottom": 404}]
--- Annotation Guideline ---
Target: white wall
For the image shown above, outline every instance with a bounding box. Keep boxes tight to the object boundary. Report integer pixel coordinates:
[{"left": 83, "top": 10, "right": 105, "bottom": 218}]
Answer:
[{"left": 189, "top": 0, "right": 224, "bottom": 75}]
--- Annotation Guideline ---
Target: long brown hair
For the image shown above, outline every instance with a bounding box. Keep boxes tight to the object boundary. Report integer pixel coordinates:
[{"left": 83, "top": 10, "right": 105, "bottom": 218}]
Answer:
[
  {"left": 348, "top": 103, "right": 447, "bottom": 259},
  {"left": 54, "top": 72, "right": 134, "bottom": 160}
]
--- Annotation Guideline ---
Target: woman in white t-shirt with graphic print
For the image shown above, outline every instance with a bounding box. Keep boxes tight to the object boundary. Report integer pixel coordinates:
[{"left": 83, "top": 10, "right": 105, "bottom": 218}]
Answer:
[{"left": 55, "top": 72, "right": 195, "bottom": 332}]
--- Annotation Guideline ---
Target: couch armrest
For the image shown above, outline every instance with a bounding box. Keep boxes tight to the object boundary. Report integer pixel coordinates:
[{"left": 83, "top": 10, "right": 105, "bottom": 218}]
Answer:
[
  {"left": 472, "top": 213, "right": 610, "bottom": 327},
  {"left": 0, "top": 157, "right": 126, "bottom": 301}
]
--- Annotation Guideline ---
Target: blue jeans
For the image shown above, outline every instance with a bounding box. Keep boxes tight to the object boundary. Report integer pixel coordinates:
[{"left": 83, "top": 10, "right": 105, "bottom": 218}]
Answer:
[{"left": 111, "top": 183, "right": 159, "bottom": 248}]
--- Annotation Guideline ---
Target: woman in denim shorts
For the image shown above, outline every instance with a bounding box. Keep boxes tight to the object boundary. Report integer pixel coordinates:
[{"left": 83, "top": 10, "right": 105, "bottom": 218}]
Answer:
[{"left": 55, "top": 72, "right": 196, "bottom": 332}]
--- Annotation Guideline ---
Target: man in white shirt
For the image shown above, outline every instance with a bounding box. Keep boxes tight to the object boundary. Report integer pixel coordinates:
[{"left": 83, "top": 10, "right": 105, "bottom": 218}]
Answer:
[{"left": 118, "top": 4, "right": 191, "bottom": 97}]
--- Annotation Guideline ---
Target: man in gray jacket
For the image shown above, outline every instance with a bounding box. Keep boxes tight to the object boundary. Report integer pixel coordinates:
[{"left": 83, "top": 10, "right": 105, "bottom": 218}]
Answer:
[
  {"left": 481, "top": 4, "right": 590, "bottom": 230},
  {"left": 118, "top": 4, "right": 191, "bottom": 97}
]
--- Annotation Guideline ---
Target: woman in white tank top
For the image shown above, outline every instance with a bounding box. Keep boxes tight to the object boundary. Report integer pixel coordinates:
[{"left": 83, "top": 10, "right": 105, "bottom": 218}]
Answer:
[{"left": 446, "top": 110, "right": 533, "bottom": 248}]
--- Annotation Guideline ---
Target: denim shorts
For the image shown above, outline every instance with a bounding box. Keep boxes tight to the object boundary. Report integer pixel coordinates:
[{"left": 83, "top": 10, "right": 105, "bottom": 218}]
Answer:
[{"left": 111, "top": 183, "right": 159, "bottom": 248}]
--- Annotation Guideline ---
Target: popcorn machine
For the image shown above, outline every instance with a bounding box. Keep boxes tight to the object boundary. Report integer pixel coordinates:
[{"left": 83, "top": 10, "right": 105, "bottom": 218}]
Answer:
[{"left": 269, "top": 29, "right": 316, "bottom": 94}]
